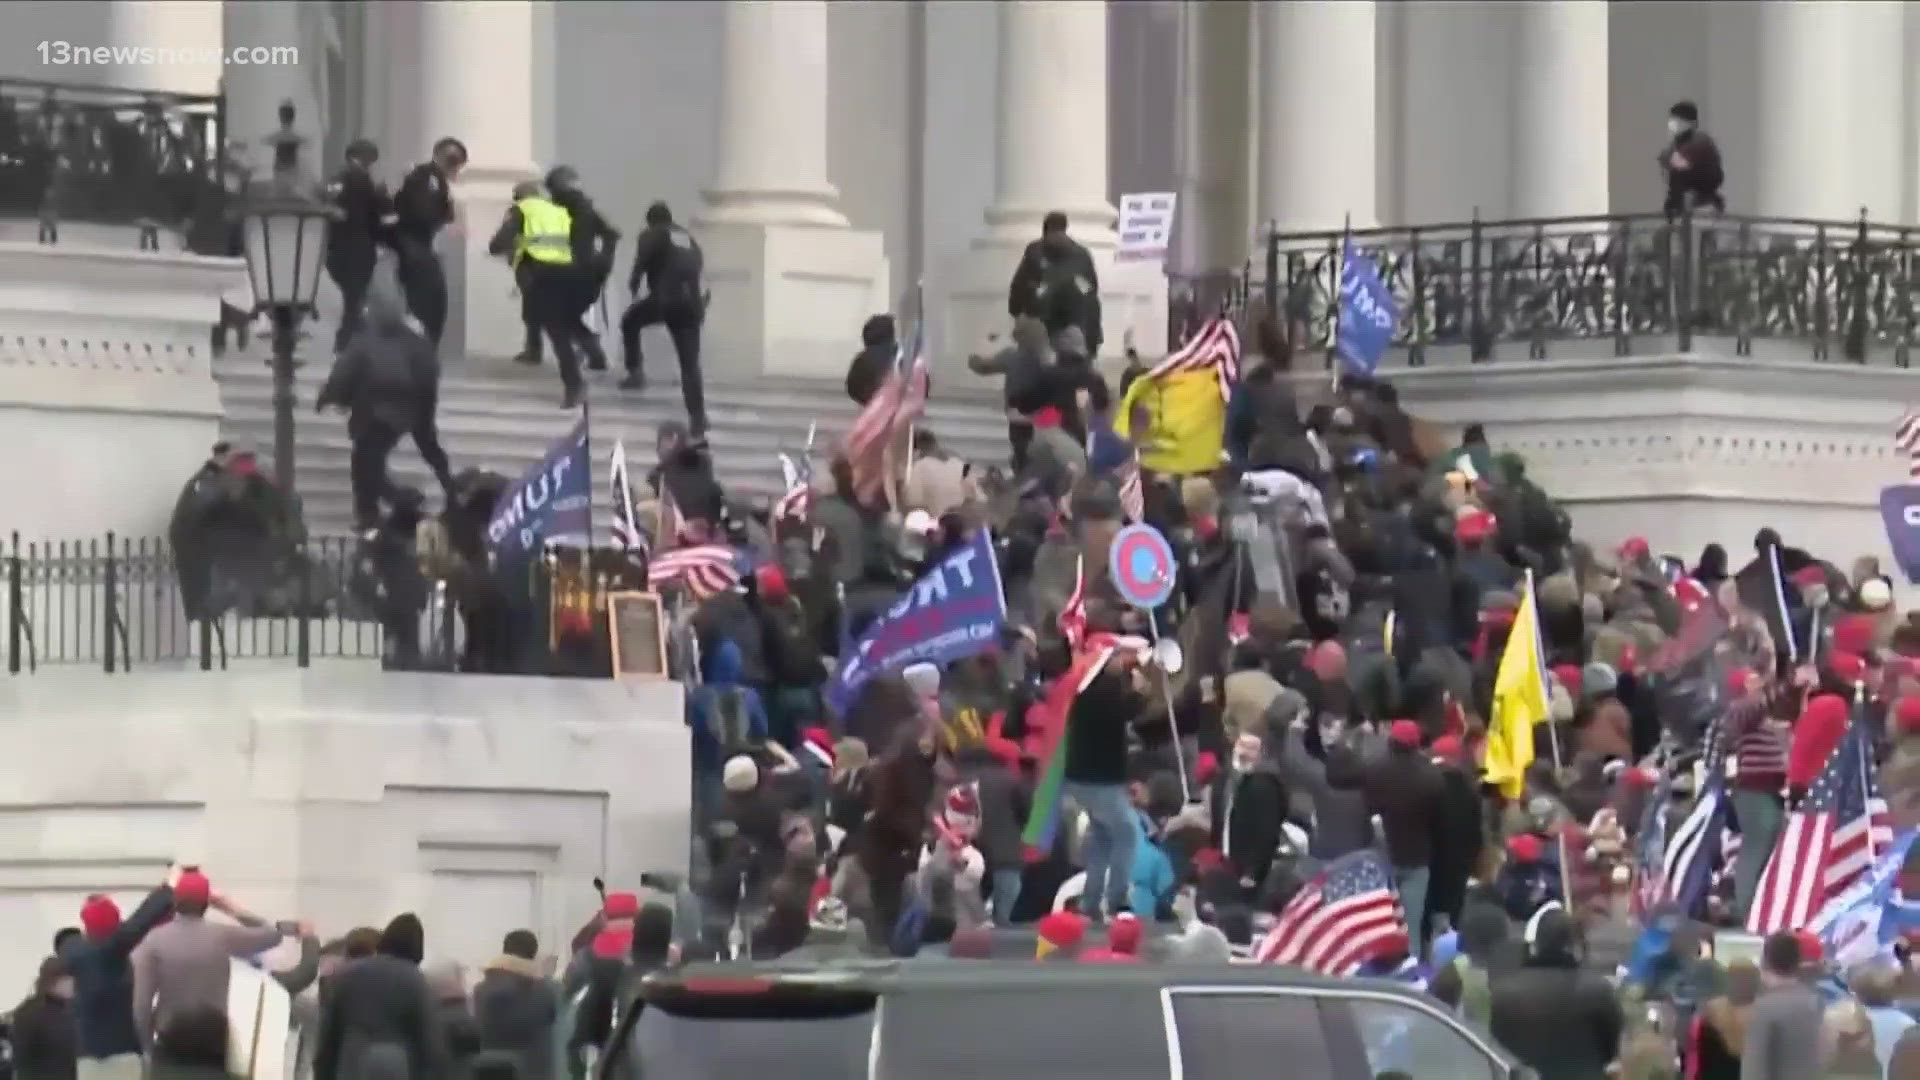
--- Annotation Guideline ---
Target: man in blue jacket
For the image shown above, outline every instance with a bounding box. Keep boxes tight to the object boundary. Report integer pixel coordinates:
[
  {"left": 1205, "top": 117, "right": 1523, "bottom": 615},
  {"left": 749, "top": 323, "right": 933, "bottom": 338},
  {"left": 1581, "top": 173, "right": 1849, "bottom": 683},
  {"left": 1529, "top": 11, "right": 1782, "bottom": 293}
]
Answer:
[{"left": 60, "top": 868, "right": 176, "bottom": 1077}]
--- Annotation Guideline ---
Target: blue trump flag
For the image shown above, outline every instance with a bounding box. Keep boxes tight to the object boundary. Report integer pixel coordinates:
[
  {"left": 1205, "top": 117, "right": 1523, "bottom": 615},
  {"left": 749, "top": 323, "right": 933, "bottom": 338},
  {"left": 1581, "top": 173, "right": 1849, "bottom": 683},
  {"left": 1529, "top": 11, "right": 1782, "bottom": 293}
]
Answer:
[
  {"left": 1812, "top": 829, "right": 1919, "bottom": 969},
  {"left": 1336, "top": 238, "right": 1398, "bottom": 376},
  {"left": 825, "top": 529, "right": 1007, "bottom": 716},
  {"left": 486, "top": 417, "right": 591, "bottom": 560},
  {"left": 1880, "top": 484, "right": 1920, "bottom": 584}
]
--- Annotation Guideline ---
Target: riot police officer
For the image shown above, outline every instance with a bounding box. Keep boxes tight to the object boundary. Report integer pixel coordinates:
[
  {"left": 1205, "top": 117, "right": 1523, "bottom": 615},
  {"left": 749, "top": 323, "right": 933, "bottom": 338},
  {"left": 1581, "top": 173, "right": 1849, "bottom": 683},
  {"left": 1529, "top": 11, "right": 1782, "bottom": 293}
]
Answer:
[
  {"left": 488, "top": 180, "right": 584, "bottom": 408},
  {"left": 620, "top": 201, "right": 708, "bottom": 435},
  {"left": 391, "top": 136, "right": 467, "bottom": 346},
  {"left": 544, "top": 165, "right": 619, "bottom": 374},
  {"left": 324, "top": 138, "right": 390, "bottom": 352}
]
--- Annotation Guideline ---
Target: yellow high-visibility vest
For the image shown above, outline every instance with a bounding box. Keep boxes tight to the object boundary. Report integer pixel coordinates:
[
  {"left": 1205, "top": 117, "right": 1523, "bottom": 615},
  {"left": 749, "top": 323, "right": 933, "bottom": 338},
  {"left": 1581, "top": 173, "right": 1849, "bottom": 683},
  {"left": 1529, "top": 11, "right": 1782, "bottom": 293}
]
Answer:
[{"left": 515, "top": 197, "right": 573, "bottom": 267}]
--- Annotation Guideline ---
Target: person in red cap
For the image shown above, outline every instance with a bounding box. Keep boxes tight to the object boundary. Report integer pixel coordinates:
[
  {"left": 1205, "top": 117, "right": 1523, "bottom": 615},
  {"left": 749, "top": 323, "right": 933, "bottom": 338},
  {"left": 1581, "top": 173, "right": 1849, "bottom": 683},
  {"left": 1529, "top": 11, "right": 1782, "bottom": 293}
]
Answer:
[
  {"left": 755, "top": 559, "right": 825, "bottom": 748},
  {"left": 61, "top": 866, "right": 179, "bottom": 1072},
  {"left": 1079, "top": 911, "right": 1144, "bottom": 963},
  {"left": 1364, "top": 720, "right": 1446, "bottom": 954},
  {"left": 1034, "top": 909, "right": 1088, "bottom": 960},
  {"left": 1428, "top": 733, "right": 1485, "bottom": 942},
  {"left": 1493, "top": 834, "right": 1558, "bottom": 921},
  {"left": 130, "top": 868, "right": 284, "bottom": 1052}
]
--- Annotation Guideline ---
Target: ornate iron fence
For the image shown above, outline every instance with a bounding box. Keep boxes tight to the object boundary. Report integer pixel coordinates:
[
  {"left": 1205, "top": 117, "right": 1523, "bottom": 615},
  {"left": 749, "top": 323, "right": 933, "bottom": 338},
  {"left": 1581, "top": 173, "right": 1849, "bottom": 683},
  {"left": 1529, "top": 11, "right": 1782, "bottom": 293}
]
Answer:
[
  {"left": 1, "top": 533, "right": 639, "bottom": 676},
  {"left": 1170, "top": 211, "right": 1920, "bottom": 365},
  {"left": 0, "top": 78, "right": 229, "bottom": 250}
]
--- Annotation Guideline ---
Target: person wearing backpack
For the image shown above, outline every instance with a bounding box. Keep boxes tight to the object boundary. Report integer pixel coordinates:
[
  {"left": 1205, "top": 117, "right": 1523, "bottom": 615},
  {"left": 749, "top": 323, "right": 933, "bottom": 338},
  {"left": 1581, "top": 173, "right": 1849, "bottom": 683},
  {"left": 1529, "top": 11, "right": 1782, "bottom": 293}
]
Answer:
[{"left": 1007, "top": 212, "right": 1103, "bottom": 359}]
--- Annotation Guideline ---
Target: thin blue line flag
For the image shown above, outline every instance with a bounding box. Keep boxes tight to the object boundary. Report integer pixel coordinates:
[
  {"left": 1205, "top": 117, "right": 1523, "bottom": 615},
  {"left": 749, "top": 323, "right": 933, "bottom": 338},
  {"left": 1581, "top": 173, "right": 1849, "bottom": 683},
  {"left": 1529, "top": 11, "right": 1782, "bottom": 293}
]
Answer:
[{"left": 1336, "top": 238, "right": 1398, "bottom": 377}]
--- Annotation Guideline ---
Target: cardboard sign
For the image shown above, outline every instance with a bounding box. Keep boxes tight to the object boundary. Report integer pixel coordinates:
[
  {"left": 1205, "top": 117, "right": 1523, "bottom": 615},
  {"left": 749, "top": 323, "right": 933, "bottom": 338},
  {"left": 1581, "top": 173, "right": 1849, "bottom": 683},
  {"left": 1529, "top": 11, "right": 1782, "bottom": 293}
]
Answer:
[
  {"left": 1117, "top": 192, "right": 1177, "bottom": 264},
  {"left": 607, "top": 591, "right": 669, "bottom": 679}
]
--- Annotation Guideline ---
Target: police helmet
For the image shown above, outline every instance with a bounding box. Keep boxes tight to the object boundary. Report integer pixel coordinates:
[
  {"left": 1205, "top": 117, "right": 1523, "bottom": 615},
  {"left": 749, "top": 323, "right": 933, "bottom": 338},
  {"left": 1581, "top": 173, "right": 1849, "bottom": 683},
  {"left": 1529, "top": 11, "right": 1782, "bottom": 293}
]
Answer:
[
  {"left": 345, "top": 138, "right": 379, "bottom": 165},
  {"left": 511, "top": 180, "right": 542, "bottom": 201},
  {"left": 545, "top": 165, "right": 581, "bottom": 195}
]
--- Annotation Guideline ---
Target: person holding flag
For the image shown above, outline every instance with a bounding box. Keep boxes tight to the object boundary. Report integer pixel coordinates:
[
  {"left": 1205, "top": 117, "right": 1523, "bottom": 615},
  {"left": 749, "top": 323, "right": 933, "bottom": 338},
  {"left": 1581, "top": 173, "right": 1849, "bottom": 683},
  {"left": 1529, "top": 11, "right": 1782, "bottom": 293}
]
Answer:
[
  {"left": 1114, "top": 316, "right": 1240, "bottom": 479},
  {"left": 1484, "top": 572, "right": 1551, "bottom": 800}
]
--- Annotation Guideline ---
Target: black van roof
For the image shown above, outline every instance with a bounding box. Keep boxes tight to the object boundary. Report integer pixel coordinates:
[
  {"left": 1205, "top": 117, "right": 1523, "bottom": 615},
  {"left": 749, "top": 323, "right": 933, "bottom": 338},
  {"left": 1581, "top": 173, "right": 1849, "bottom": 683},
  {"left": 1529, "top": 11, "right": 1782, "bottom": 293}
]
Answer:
[{"left": 646, "top": 959, "right": 1430, "bottom": 1000}]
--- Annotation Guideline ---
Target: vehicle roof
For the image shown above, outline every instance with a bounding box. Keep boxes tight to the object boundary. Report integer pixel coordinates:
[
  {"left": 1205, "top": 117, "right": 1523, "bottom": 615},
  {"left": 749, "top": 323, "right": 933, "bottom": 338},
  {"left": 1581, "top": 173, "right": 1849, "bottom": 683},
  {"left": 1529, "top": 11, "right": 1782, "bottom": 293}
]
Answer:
[{"left": 653, "top": 958, "right": 1429, "bottom": 999}]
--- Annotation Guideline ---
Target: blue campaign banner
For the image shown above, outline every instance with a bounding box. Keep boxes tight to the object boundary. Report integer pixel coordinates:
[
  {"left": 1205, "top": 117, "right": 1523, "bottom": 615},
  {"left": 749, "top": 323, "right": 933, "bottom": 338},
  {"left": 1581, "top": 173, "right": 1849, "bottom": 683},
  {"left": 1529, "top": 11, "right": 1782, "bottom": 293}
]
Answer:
[
  {"left": 825, "top": 529, "right": 1007, "bottom": 716},
  {"left": 1336, "top": 239, "right": 1398, "bottom": 377},
  {"left": 1881, "top": 484, "right": 1920, "bottom": 584},
  {"left": 1812, "top": 829, "right": 1918, "bottom": 969},
  {"left": 486, "top": 417, "right": 591, "bottom": 560}
]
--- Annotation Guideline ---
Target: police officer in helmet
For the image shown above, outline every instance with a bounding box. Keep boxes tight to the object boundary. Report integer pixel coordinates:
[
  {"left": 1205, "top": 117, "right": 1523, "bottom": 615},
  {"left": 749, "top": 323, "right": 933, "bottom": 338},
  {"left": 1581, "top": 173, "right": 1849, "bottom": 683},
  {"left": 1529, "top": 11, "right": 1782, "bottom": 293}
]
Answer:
[
  {"left": 488, "top": 179, "right": 586, "bottom": 409},
  {"left": 543, "top": 165, "right": 619, "bottom": 374},
  {"left": 324, "top": 138, "right": 390, "bottom": 353},
  {"left": 391, "top": 136, "right": 467, "bottom": 347},
  {"left": 620, "top": 201, "right": 708, "bottom": 436}
]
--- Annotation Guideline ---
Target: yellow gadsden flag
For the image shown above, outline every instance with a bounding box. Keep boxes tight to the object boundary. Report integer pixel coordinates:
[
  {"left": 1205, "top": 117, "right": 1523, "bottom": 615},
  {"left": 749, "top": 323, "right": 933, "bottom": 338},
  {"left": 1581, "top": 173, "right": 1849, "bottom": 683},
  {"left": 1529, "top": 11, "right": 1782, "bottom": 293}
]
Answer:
[
  {"left": 1114, "top": 317, "right": 1241, "bottom": 476},
  {"left": 1483, "top": 575, "right": 1549, "bottom": 800}
]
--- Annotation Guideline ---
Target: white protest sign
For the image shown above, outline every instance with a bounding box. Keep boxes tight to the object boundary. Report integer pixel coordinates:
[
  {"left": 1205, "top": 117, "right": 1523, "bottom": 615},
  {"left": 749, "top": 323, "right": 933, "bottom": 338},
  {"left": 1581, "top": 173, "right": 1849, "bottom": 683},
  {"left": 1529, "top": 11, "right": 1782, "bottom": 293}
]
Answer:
[{"left": 1117, "top": 192, "right": 1178, "bottom": 265}]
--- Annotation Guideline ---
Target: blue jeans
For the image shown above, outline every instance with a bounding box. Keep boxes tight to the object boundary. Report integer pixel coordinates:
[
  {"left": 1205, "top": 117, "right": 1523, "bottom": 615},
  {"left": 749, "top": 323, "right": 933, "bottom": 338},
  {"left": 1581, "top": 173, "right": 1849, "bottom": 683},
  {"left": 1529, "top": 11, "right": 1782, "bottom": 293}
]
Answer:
[
  {"left": 1064, "top": 780, "right": 1137, "bottom": 916},
  {"left": 1397, "top": 866, "right": 1431, "bottom": 959},
  {"left": 990, "top": 868, "right": 1024, "bottom": 925}
]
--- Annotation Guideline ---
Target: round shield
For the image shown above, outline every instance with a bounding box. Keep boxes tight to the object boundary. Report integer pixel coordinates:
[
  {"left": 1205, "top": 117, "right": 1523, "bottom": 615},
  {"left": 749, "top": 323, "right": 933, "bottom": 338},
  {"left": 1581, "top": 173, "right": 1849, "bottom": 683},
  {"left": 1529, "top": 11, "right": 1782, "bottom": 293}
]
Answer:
[{"left": 1109, "top": 523, "right": 1177, "bottom": 609}]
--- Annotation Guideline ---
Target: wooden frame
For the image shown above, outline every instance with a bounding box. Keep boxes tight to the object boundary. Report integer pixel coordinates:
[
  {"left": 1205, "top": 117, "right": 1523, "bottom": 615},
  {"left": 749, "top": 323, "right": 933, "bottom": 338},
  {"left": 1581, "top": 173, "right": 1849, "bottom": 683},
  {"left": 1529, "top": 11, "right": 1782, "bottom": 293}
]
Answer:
[{"left": 607, "top": 591, "right": 670, "bottom": 679}]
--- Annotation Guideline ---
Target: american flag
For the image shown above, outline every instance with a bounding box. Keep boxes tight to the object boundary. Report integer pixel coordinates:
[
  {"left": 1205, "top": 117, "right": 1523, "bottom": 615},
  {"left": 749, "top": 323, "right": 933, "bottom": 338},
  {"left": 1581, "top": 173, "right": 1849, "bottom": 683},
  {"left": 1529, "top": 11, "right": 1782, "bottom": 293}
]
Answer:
[
  {"left": 1253, "top": 850, "right": 1408, "bottom": 974},
  {"left": 845, "top": 321, "right": 926, "bottom": 503},
  {"left": 1143, "top": 315, "right": 1242, "bottom": 401},
  {"left": 1657, "top": 719, "right": 1736, "bottom": 918},
  {"left": 774, "top": 450, "right": 813, "bottom": 523},
  {"left": 1746, "top": 702, "right": 1893, "bottom": 934},
  {"left": 646, "top": 543, "right": 742, "bottom": 601},
  {"left": 1116, "top": 454, "right": 1144, "bottom": 522},
  {"left": 609, "top": 439, "right": 647, "bottom": 557},
  {"left": 1898, "top": 408, "right": 1920, "bottom": 479},
  {"left": 1057, "top": 554, "right": 1087, "bottom": 651}
]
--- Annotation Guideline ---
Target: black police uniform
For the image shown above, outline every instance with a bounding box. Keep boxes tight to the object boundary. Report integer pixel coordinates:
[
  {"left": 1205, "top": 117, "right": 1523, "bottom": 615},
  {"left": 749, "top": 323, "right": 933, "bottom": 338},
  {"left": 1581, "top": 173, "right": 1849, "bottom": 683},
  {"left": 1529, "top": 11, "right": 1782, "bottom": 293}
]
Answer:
[
  {"left": 391, "top": 161, "right": 455, "bottom": 345},
  {"left": 620, "top": 210, "right": 708, "bottom": 434},
  {"left": 539, "top": 187, "right": 619, "bottom": 372},
  {"left": 324, "top": 158, "right": 391, "bottom": 352}
]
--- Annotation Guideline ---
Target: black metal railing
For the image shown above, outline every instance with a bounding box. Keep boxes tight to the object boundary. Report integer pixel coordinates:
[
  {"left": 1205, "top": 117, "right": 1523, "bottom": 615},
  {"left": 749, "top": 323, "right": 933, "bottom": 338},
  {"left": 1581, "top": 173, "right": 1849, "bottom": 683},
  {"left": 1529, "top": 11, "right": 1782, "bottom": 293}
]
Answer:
[
  {"left": 0, "top": 78, "right": 227, "bottom": 250},
  {"left": 2, "top": 533, "right": 646, "bottom": 677},
  {"left": 1170, "top": 210, "right": 1920, "bottom": 365}
]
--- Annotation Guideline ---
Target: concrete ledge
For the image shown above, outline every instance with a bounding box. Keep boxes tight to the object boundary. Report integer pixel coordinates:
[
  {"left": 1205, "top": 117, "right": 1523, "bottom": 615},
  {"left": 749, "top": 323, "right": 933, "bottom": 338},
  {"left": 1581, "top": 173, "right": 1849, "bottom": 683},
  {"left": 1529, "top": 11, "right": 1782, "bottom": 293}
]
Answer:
[{"left": 0, "top": 669, "right": 689, "bottom": 988}]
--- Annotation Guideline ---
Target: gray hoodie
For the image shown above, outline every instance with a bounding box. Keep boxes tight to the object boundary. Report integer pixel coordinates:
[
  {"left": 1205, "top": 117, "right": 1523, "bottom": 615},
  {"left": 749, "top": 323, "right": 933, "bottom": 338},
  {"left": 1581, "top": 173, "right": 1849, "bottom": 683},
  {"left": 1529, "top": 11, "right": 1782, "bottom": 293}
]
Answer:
[{"left": 1742, "top": 980, "right": 1823, "bottom": 1080}]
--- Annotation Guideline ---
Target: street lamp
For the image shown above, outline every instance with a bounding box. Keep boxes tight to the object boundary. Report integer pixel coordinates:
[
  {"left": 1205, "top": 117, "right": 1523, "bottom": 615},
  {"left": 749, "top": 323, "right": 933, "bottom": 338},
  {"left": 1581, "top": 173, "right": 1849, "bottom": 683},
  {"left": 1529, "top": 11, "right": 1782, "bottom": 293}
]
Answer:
[{"left": 237, "top": 101, "right": 333, "bottom": 500}]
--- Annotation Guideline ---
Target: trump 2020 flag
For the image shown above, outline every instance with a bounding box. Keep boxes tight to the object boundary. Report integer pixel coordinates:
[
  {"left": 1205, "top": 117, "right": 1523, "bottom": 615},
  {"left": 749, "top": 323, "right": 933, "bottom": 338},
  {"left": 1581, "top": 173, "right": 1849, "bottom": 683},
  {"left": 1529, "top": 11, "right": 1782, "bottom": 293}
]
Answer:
[
  {"left": 1336, "top": 239, "right": 1397, "bottom": 377},
  {"left": 486, "top": 417, "right": 590, "bottom": 559},
  {"left": 824, "top": 528, "right": 1006, "bottom": 716},
  {"left": 1881, "top": 484, "right": 1920, "bottom": 584}
]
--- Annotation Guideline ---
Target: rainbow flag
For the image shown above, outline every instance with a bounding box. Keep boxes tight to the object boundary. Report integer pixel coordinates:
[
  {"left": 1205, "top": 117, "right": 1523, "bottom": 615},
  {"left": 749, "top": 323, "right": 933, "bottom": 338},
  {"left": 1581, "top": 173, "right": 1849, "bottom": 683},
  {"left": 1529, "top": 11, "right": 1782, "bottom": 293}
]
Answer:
[{"left": 1019, "top": 635, "right": 1139, "bottom": 860}]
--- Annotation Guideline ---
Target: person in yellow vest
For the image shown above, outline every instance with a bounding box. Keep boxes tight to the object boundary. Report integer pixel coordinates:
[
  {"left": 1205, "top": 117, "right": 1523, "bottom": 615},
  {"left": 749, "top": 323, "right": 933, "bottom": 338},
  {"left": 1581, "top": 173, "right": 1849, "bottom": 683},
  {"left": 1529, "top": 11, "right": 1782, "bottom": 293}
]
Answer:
[{"left": 488, "top": 180, "right": 586, "bottom": 409}]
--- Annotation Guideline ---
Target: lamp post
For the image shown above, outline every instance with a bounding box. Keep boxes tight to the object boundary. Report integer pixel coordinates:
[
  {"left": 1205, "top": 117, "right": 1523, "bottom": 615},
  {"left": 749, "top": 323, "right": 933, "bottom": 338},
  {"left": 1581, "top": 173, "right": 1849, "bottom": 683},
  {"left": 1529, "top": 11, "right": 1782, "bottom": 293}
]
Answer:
[{"left": 237, "top": 101, "right": 333, "bottom": 500}]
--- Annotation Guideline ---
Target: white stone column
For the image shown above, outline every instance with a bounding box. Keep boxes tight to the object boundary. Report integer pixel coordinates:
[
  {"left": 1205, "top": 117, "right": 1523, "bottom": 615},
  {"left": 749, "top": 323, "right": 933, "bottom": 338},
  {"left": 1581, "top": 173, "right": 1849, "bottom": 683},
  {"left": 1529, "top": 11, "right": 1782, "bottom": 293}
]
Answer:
[
  {"left": 933, "top": 0, "right": 1166, "bottom": 370},
  {"left": 699, "top": 1, "right": 845, "bottom": 228},
  {"left": 1258, "top": 1, "right": 1378, "bottom": 233},
  {"left": 1510, "top": 1, "right": 1610, "bottom": 219},
  {"left": 1175, "top": 0, "right": 1252, "bottom": 275},
  {"left": 1753, "top": 1, "right": 1901, "bottom": 222},
  {"left": 415, "top": 0, "right": 540, "bottom": 364},
  {"left": 107, "top": 0, "right": 224, "bottom": 97},
  {"left": 693, "top": 0, "right": 889, "bottom": 380}
]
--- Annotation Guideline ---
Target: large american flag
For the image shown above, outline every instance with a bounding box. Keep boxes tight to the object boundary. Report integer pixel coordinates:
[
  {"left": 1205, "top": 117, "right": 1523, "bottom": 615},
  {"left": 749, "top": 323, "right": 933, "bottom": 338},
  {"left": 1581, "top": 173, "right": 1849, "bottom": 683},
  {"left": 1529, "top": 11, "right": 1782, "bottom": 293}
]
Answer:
[
  {"left": 609, "top": 439, "right": 647, "bottom": 557},
  {"left": 1746, "top": 704, "right": 1893, "bottom": 934},
  {"left": 845, "top": 322, "right": 927, "bottom": 503},
  {"left": 1898, "top": 408, "right": 1920, "bottom": 479},
  {"left": 1254, "top": 850, "right": 1407, "bottom": 974},
  {"left": 646, "top": 543, "right": 742, "bottom": 601}
]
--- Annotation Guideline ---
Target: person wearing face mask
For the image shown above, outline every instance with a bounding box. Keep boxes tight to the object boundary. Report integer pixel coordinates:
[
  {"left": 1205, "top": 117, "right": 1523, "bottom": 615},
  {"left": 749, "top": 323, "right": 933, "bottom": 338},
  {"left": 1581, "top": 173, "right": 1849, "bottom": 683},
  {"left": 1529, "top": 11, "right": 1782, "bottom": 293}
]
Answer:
[
  {"left": 1207, "top": 731, "right": 1289, "bottom": 905},
  {"left": 1661, "top": 101, "right": 1724, "bottom": 216},
  {"left": 1007, "top": 211, "right": 1104, "bottom": 359}
]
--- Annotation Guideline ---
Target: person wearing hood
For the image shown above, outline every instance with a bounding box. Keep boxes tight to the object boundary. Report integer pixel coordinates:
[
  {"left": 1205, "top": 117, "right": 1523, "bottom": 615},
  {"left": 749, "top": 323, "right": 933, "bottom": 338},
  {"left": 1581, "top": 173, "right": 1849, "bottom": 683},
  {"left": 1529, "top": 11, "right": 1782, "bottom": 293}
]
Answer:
[
  {"left": 1490, "top": 905, "right": 1624, "bottom": 1080},
  {"left": 486, "top": 178, "right": 588, "bottom": 409},
  {"left": 317, "top": 275, "right": 456, "bottom": 530},
  {"left": 472, "top": 930, "right": 560, "bottom": 1080},
  {"left": 619, "top": 201, "right": 708, "bottom": 432},
  {"left": 314, "top": 913, "right": 438, "bottom": 1080},
  {"left": 687, "top": 639, "right": 769, "bottom": 817},
  {"left": 1208, "top": 730, "right": 1288, "bottom": 902},
  {"left": 846, "top": 314, "right": 898, "bottom": 405},
  {"left": 60, "top": 871, "right": 174, "bottom": 1079}
]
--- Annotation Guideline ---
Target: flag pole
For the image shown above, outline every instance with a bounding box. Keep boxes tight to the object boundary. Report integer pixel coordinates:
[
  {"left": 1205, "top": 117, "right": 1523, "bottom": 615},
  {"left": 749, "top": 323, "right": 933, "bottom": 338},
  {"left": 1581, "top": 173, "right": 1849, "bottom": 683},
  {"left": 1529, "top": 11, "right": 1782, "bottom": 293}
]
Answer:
[
  {"left": 1857, "top": 682, "right": 1878, "bottom": 866},
  {"left": 581, "top": 399, "right": 595, "bottom": 555},
  {"left": 1146, "top": 607, "right": 1193, "bottom": 805},
  {"left": 1330, "top": 213, "right": 1351, "bottom": 395},
  {"left": 902, "top": 280, "right": 925, "bottom": 498}
]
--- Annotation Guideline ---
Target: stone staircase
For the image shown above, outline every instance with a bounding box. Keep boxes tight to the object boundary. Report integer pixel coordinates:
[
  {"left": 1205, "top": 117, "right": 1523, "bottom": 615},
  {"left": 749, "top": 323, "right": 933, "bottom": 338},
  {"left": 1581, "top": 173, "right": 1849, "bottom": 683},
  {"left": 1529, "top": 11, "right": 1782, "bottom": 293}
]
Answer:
[{"left": 215, "top": 350, "right": 1012, "bottom": 539}]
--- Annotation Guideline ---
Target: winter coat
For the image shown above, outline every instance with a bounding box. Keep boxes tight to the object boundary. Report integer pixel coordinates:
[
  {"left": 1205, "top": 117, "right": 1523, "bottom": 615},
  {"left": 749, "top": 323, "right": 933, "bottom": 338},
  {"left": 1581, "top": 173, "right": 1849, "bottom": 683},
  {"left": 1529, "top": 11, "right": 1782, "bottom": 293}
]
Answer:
[
  {"left": 10, "top": 991, "right": 77, "bottom": 1080},
  {"left": 1063, "top": 667, "right": 1137, "bottom": 786},
  {"left": 1275, "top": 726, "right": 1372, "bottom": 860},
  {"left": 1209, "top": 765, "right": 1288, "bottom": 886},
  {"left": 1489, "top": 954, "right": 1625, "bottom": 1080},
  {"left": 313, "top": 954, "right": 440, "bottom": 1080},
  {"left": 954, "top": 753, "right": 1029, "bottom": 872},
  {"left": 1362, "top": 746, "right": 1446, "bottom": 870},
  {"left": 59, "top": 884, "right": 173, "bottom": 1059},
  {"left": 472, "top": 955, "right": 560, "bottom": 1080},
  {"left": 317, "top": 285, "right": 439, "bottom": 438},
  {"left": 686, "top": 640, "right": 769, "bottom": 775},
  {"left": 434, "top": 996, "right": 481, "bottom": 1080}
]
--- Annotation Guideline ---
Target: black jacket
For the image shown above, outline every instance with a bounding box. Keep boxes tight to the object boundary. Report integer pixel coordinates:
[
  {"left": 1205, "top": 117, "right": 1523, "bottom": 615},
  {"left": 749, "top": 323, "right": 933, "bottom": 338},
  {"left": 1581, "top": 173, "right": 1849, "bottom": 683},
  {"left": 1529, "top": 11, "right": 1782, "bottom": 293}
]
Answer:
[
  {"left": 313, "top": 955, "right": 440, "bottom": 1080},
  {"left": 1008, "top": 236, "right": 1103, "bottom": 354},
  {"left": 391, "top": 163, "right": 454, "bottom": 246},
  {"left": 627, "top": 223, "right": 704, "bottom": 306},
  {"left": 325, "top": 165, "right": 392, "bottom": 260},
  {"left": 433, "top": 997, "right": 481, "bottom": 1080},
  {"left": 553, "top": 190, "right": 620, "bottom": 278},
  {"left": 648, "top": 441, "right": 724, "bottom": 527},
  {"left": 472, "top": 957, "right": 559, "bottom": 1080},
  {"left": 1488, "top": 956, "right": 1625, "bottom": 1080},
  {"left": 318, "top": 301, "right": 440, "bottom": 438},
  {"left": 1361, "top": 746, "right": 1445, "bottom": 870},
  {"left": 1063, "top": 666, "right": 1136, "bottom": 785},
  {"left": 1209, "top": 765, "right": 1288, "bottom": 885},
  {"left": 10, "top": 992, "right": 77, "bottom": 1080},
  {"left": 59, "top": 885, "right": 173, "bottom": 1059}
]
